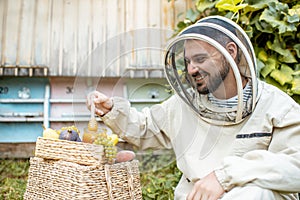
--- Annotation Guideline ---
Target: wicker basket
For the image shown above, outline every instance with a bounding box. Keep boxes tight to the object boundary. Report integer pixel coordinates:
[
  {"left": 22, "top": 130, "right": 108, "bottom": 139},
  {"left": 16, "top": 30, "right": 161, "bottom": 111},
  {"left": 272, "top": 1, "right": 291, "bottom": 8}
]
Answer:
[
  {"left": 24, "top": 137, "right": 143, "bottom": 200},
  {"left": 24, "top": 157, "right": 142, "bottom": 200},
  {"left": 35, "top": 137, "right": 104, "bottom": 166}
]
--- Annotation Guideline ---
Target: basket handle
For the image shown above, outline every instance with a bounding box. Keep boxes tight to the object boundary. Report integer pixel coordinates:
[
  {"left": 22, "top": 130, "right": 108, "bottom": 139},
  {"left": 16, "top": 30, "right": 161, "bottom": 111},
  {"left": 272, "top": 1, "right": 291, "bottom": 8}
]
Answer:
[
  {"left": 105, "top": 163, "right": 136, "bottom": 200},
  {"left": 126, "top": 163, "right": 135, "bottom": 200},
  {"left": 104, "top": 165, "right": 114, "bottom": 200}
]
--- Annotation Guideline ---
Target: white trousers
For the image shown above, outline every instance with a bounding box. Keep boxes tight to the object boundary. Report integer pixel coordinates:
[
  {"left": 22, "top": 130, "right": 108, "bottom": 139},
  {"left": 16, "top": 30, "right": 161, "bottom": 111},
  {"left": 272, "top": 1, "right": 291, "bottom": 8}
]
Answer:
[
  {"left": 174, "top": 177, "right": 299, "bottom": 200},
  {"left": 175, "top": 185, "right": 299, "bottom": 200},
  {"left": 221, "top": 185, "right": 299, "bottom": 200}
]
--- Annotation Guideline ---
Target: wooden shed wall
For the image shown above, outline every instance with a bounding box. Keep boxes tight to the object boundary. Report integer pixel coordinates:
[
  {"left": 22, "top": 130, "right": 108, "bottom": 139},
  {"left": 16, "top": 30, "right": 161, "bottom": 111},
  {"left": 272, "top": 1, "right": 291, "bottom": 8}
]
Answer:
[{"left": 0, "top": 0, "right": 193, "bottom": 77}]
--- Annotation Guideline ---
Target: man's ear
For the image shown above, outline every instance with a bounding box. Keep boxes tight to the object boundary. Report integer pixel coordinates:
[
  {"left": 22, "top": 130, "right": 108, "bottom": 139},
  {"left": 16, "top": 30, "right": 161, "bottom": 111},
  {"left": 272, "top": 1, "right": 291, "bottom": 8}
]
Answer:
[{"left": 226, "top": 42, "right": 238, "bottom": 59}]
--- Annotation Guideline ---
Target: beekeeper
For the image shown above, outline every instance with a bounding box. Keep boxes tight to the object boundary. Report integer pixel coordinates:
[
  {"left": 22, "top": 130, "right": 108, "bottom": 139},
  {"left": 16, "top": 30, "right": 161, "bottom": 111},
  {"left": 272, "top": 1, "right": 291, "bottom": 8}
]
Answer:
[{"left": 87, "top": 16, "right": 300, "bottom": 200}]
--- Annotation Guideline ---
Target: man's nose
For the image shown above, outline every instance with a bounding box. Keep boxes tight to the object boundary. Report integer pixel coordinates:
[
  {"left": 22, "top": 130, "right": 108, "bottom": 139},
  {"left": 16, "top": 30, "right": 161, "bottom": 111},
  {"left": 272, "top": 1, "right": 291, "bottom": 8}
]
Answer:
[{"left": 187, "top": 63, "right": 199, "bottom": 74}]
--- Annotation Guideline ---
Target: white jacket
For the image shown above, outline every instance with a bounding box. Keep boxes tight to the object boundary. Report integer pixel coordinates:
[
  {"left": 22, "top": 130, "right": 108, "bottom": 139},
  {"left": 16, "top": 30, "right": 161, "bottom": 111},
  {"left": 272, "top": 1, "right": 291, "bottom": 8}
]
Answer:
[{"left": 102, "top": 80, "right": 300, "bottom": 199}]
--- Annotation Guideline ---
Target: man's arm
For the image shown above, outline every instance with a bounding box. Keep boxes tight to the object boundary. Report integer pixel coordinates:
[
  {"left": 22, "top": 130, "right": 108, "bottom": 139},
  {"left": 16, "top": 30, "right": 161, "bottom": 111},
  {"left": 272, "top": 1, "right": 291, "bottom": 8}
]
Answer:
[{"left": 98, "top": 96, "right": 173, "bottom": 150}]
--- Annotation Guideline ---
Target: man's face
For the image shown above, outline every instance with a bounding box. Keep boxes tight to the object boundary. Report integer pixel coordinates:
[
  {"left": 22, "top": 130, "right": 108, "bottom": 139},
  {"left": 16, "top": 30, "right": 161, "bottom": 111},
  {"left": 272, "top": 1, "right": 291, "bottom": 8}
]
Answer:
[{"left": 184, "top": 39, "right": 230, "bottom": 95}]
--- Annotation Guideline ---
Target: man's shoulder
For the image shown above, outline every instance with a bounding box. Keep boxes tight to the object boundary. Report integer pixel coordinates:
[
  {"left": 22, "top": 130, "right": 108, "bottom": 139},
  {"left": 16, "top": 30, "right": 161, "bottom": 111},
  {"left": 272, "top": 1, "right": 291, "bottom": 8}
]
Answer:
[
  {"left": 255, "top": 80, "right": 300, "bottom": 125},
  {"left": 258, "top": 80, "right": 299, "bottom": 107}
]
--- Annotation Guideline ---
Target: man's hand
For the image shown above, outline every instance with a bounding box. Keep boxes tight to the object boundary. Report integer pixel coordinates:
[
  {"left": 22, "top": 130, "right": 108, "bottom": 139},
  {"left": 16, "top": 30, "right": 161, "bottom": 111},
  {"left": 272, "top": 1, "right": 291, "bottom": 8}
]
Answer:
[
  {"left": 86, "top": 91, "right": 113, "bottom": 116},
  {"left": 186, "top": 171, "right": 225, "bottom": 200}
]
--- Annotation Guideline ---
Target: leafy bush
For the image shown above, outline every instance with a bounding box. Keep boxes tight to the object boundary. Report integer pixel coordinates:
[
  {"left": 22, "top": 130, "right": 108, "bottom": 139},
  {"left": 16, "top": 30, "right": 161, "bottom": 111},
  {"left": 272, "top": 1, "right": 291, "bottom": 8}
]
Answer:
[
  {"left": 138, "top": 150, "right": 182, "bottom": 200},
  {"left": 140, "top": 161, "right": 182, "bottom": 200},
  {"left": 175, "top": 0, "right": 300, "bottom": 103}
]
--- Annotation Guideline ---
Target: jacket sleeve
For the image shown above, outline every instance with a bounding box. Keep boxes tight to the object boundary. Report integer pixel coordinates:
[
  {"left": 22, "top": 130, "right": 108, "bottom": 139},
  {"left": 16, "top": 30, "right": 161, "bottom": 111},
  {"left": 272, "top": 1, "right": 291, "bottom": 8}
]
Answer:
[
  {"left": 101, "top": 96, "right": 173, "bottom": 150},
  {"left": 214, "top": 103, "right": 300, "bottom": 193}
]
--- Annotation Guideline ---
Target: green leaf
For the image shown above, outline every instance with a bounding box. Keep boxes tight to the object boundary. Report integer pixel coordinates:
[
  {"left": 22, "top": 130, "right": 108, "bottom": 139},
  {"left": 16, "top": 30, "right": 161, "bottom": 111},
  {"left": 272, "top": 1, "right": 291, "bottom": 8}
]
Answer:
[
  {"left": 215, "top": 0, "right": 247, "bottom": 13},
  {"left": 186, "top": 8, "right": 200, "bottom": 22},
  {"left": 292, "top": 70, "right": 300, "bottom": 76},
  {"left": 256, "top": 59, "right": 265, "bottom": 76},
  {"left": 265, "top": 76, "right": 288, "bottom": 92},
  {"left": 244, "top": 0, "right": 276, "bottom": 13},
  {"left": 254, "top": 20, "right": 273, "bottom": 33},
  {"left": 287, "top": 13, "right": 299, "bottom": 23},
  {"left": 257, "top": 49, "right": 268, "bottom": 62},
  {"left": 217, "top": 4, "right": 248, "bottom": 13},
  {"left": 196, "top": 0, "right": 216, "bottom": 12},
  {"left": 244, "top": 24, "right": 254, "bottom": 38},
  {"left": 293, "top": 44, "right": 300, "bottom": 58},
  {"left": 281, "top": 64, "right": 294, "bottom": 76},
  {"left": 177, "top": 21, "right": 188, "bottom": 29},
  {"left": 146, "top": 193, "right": 157, "bottom": 198},
  {"left": 270, "top": 65, "right": 293, "bottom": 86},
  {"left": 291, "top": 78, "right": 300, "bottom": 95},
  {"left": 267, "top": 38, "right": 297, "bottom": 63},
  {"left": 278, "top": 54, "right": 297, "bottom": 64},
  {"left": 288, "top": 4, "right": 300, "bottom": 17},
  {"left": 259, "top": 2, "right": 299, "bottom": 34},
  {"left": 260, "top": 57, "right": 277, "bottom": 78}
]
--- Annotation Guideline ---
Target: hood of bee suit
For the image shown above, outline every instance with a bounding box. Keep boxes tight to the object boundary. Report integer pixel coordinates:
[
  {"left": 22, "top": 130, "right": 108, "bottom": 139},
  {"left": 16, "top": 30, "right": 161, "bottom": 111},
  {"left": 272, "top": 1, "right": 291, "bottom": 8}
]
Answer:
[{"left": 164, "top": 16, "right": 260, "bottom": 125}]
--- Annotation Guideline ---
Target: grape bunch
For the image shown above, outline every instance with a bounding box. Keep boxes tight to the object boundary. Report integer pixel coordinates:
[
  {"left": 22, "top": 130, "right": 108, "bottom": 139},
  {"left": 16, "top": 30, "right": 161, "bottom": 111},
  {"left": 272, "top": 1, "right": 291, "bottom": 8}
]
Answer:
[{"left": 93, "top": 133, "right": 118, "bottom": 164}]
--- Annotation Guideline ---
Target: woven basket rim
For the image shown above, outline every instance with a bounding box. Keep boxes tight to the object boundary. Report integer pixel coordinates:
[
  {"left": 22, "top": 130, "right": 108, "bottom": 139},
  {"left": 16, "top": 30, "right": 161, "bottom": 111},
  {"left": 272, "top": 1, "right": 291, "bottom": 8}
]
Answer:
[{"left": 35, "top": 136, "right": 105, "bottom": 166}]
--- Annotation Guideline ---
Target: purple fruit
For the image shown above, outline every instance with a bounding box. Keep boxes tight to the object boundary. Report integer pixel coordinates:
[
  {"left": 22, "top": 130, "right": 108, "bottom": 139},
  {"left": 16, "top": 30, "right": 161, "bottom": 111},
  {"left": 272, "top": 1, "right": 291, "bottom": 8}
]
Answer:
[{"left": 59, "top": 128, "right": 81, "bottom": 142}]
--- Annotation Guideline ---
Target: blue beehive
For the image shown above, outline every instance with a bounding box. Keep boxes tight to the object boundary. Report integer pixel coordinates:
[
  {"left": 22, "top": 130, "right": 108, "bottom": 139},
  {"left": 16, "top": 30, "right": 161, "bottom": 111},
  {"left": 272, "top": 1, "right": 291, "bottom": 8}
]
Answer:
[{"left": 0, "top": 77, "right": 49, "bottom": 142}]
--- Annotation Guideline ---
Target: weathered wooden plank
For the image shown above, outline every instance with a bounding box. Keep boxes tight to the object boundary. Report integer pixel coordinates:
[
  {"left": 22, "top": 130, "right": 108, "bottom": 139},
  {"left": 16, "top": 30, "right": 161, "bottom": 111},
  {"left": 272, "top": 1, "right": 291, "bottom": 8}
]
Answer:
[
  {"left": 4, "top": 0, "right": 22, "bottom": 66},
  {"left": 62, "top": 0, "right": 78, "bottom": 76},
  {"left": 48, "top": 0, "right": 62, "bottom": 75},
  {"left": 18, "top": 0, "right": 36, "bottom": 66},
  {"left": 34, "top": 0, "right": 50, "bottom": 66}
]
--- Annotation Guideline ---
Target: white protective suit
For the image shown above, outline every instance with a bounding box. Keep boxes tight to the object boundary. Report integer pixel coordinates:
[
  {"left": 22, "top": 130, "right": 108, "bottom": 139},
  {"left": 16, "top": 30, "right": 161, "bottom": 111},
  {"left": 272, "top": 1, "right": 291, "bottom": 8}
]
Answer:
[{"left": 101, "top": 16, "right": 300, "bottom": 199}]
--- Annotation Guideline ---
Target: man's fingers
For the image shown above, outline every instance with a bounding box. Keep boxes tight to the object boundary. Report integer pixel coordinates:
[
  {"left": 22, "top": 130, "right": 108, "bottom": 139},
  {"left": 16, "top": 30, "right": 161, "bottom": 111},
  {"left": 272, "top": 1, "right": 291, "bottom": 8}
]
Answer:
[
  {"left": 93, "top": 93, "right": 108, "bottom": 104},
  {"left": 86, "top": 91, "right": 112, "bottom": 116},
  {"left": 87, "top": 91, "right": 98, "bottom": 105},
  {"left": 186, "top": 192, "right": 202, "bottom": 200},
  {"left": 95, "top": 108, "right": 104, "bottom": 116},
  {"left": 87, "top": 91, "right": 107, "bottom": 106},
  {"left": 186, "top": 189, "right": 196, "bottom": 200}
]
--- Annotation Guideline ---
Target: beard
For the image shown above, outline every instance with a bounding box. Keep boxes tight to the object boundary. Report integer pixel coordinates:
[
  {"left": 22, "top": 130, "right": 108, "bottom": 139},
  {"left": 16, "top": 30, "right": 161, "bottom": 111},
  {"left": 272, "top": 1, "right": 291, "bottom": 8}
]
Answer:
[{"left": 197, "top": 59, "right": 230, "bottom": 95}]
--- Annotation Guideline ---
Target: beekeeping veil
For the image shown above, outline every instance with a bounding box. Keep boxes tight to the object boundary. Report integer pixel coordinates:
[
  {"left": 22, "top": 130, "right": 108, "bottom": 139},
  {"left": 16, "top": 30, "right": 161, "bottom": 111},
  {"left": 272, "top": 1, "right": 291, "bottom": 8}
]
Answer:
[{"left": 164, "top": 16, "right": 258, "bottom": 125}]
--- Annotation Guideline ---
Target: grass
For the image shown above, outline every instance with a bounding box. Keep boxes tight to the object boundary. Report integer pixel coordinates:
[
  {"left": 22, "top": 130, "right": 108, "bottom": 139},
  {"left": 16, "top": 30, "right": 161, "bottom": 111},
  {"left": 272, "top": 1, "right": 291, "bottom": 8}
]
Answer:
[{"left": 0, "top": 159, "right": 29, "bottom": 200}]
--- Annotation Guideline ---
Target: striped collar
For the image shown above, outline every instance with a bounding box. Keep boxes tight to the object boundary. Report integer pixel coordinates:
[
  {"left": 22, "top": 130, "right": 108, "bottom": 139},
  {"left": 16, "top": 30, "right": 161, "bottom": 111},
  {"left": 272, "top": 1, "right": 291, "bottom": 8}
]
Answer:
[{"left": 207, "top": 81, "right": 252, "bottom": 108}]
